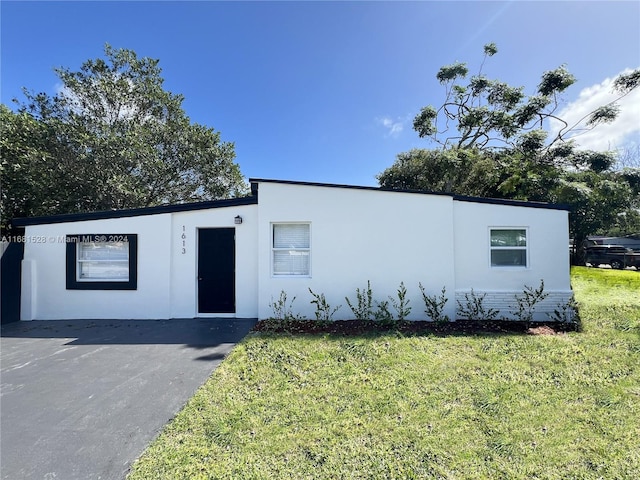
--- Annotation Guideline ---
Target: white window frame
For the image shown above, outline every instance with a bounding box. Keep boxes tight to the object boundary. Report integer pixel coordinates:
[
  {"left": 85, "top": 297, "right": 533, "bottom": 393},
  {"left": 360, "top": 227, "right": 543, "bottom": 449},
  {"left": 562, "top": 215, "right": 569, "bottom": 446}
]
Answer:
[
  {"left": 271, "top": 223, "right": 311, "bottom": 277},
  {"left": 489, "top": 227, "right": 529, "bottom": 268}
]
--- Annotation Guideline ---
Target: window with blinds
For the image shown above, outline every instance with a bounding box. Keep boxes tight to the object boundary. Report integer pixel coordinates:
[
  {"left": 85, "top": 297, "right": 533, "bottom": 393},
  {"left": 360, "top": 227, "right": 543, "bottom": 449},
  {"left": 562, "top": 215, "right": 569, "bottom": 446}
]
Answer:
[
  {"left": 77, "top": 241, "right": 130, "bottom": 281},
  {"left": 65, "top": 234, "right": 137, "bottom": 290},
  {"left": 272, "top": 223, "right": 310, "bottom": 276}
]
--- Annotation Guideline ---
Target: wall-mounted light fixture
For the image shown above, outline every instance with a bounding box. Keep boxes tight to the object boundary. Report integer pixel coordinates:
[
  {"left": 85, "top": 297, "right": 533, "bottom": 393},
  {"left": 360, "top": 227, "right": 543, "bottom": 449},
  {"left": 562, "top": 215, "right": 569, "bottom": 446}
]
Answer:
[{"left": 234, "top": 215, "right": 243, "bottom": 225}]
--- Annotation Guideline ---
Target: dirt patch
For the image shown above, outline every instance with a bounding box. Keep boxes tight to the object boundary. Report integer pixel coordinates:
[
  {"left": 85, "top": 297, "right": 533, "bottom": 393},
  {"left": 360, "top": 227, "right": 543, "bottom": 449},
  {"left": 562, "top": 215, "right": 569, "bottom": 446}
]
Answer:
[
  {"left": 253, "top": 319, "right": 578, "bottom": 336},
  {"left": 526, "top": 325, "right": 560, "bottom": 336}
]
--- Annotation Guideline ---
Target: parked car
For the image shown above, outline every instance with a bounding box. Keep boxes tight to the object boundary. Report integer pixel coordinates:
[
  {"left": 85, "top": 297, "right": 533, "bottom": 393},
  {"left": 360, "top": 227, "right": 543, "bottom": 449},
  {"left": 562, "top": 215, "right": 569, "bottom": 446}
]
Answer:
[{"left": 585, "top": 245, "right": 640, "bottom": 270}]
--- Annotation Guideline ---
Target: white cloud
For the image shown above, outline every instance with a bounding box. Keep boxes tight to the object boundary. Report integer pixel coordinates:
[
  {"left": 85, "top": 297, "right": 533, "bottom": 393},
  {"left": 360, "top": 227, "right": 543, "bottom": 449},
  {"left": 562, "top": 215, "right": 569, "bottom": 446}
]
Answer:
[
  {"left": 549, "top": 68, "right": 640, "bottom": 151},
  {"left": 376, "top": 116, "right": 404, "bottom": 138}
]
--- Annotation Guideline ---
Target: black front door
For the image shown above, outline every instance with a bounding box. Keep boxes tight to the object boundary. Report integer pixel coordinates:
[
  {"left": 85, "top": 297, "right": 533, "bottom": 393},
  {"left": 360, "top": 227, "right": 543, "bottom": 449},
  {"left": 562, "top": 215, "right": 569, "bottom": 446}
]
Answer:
[{"left": 198, "top": 228, "right": 235, "bottom": 314}]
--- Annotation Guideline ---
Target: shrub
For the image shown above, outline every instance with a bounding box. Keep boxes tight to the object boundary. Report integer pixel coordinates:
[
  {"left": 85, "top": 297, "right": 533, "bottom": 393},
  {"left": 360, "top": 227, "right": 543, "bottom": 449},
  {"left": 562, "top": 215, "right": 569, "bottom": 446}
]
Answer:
[
  {"left": 345, "top": 281, "right": 374, "bottom": 320},
  {"left": 308, "top": 288, "right": 341, "bottom": 322},
  {"left": 547, "top": 295, "right": 579, "bottom": 325},
  {"left": 389, "top": 282, "right": 411, "bottom": 321},
  {"left": 374, "top": 300, "right": 394, "bottom": 326},
  {"left": 269, "top": 290, "right": 303, "bottom": 323},
  {"left": 511, "top": 279, "right": 548, "bottom": 323},
  {"left": 419, "top": 283, "right": 450, "bottom": 324},
  {"left": 456, "top": 289, "right": 499, "bottom": 321}
]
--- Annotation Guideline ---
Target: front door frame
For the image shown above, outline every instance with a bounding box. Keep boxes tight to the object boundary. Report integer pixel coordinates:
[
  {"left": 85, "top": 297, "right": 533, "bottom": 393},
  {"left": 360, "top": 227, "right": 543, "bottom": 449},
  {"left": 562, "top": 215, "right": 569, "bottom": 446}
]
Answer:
[{"left": 197, "top": 227, "right": 236, "bottom": 315}]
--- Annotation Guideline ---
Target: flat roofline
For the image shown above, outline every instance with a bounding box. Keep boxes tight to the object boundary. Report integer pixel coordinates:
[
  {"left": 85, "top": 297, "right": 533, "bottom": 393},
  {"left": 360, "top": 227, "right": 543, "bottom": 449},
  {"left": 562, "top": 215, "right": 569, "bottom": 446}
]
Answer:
[
  {"left": 249, "top": 178, "right": 570, "bottom": 211},
  {"left": 12, "top": 196, "right": 257, "bottom": 227},
  {"left": 250, "top": 177, "right": 450, "bottom": 196},
  {"left": 11, "top": 177, "right": 570, "bottom": 227}
]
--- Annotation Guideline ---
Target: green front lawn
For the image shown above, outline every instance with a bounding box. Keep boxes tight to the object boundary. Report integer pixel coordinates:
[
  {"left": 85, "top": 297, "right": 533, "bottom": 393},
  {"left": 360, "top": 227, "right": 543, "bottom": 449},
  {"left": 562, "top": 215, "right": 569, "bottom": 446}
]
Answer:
[{"left": 128, "top": 267, "right": 640, "bottom": 479}]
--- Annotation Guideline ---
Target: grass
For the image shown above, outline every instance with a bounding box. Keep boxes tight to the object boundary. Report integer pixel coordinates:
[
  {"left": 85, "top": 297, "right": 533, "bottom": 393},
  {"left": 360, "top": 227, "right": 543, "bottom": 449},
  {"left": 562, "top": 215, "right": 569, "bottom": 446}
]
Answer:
[{"left": 128, "top": 267, "right": 640, "bottom": 479}]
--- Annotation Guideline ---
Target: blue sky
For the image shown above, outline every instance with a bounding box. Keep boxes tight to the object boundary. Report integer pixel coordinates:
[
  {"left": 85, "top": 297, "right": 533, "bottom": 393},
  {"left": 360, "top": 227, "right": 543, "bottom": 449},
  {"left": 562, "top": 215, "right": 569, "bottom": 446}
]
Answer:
[{"left": 2, "top": 1, "right": 639, "bottom": 187}]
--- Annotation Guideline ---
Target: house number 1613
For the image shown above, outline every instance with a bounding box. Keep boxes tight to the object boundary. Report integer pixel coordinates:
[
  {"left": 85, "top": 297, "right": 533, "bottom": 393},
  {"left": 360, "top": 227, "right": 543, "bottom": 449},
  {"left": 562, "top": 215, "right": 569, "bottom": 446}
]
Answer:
[{"left": 181, "top": 226, "right": 186, "bottom": 254}]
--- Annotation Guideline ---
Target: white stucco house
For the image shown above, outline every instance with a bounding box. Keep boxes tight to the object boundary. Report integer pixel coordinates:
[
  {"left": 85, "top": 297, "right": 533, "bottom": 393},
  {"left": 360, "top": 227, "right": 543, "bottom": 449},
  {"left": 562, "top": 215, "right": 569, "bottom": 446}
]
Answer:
[{"left": 11, "top": 178, "right": 572, "bottom": 322}]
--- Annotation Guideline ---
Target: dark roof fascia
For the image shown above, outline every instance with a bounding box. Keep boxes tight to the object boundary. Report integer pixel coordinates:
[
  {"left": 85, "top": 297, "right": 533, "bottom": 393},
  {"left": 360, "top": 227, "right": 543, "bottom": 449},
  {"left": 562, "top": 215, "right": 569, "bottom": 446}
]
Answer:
[
  {"left": 249, "top": 178, "right": 569, "bottom": 211},
  {"left": 12, "top": 196, "right": 257, "bottom": 227},
  {"left": 249, "top": 178, "right": 452, "bottom": 197},
  {"left": 452, "top": 194, "right": 570, "bottom": 211}
]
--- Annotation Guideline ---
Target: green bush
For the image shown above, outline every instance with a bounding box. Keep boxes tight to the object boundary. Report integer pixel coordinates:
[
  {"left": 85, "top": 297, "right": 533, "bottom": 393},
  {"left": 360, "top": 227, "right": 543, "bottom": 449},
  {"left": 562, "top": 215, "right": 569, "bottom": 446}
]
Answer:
[
  {"left": 511, "top": 279, "right": 548, "bottom": 323},
  {"left": 389, "top": 281, "right": 411, "bottom": 321},
  {"left": 419, "top": 283, "right": 450, "bottom": 323},
  {"left": 308, "top": 288, "right": 341, "bottom": 322},
  {"left": 268, "top": 290, "right": 303, "bottom": 324},
  {"left": 456, "top": 289, "right": 499, "bottom": 321},
  {"left": 345, "top": 281, "right": 374, "bottom": 320}
]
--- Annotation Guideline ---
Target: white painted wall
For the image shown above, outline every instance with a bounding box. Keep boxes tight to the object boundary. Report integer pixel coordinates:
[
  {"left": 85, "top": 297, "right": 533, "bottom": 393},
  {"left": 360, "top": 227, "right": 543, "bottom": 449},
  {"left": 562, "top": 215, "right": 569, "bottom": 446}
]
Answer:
[
  {"left": 20, "top": 205, "right": 260, "bottom": 320},
  {"left": 170, "top": 204, "right": 258, "bottom": 318},
  {"left": 21, "top": 214, "right": 172, "bottom": 320},
  {"left": 18, "top": 181, "right": 572, "bottom": 322},
  {"left": 453, "top": 200, "right": 572, "bottom": 320},
  {"left": 256, "top": 182, "right": 457, "bottom": 320}
]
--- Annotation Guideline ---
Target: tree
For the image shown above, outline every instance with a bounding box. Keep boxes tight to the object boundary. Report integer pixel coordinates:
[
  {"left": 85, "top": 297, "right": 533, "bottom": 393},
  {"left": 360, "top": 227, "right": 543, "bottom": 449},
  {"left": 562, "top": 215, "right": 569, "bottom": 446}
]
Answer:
[
  {"left": 552, "top": 170, "right": 637, "bottom": 244},
  {"left": 615, "top": 143, "right": 640, "bottom": 170},
  {"left": 379, "top": 44, "right": 640, "bottom": 263},
  {"left": 412, "top": 42, "right": 639, "bottom": 153},
  {"left": 1, "top": 45, "right": 246, "bottom": 234},
  {"left": 377, "top": 148, "right": 505, "bottom": 198},
  {"left": 1, "top": 105, "right": 80, "bottom": 231}
]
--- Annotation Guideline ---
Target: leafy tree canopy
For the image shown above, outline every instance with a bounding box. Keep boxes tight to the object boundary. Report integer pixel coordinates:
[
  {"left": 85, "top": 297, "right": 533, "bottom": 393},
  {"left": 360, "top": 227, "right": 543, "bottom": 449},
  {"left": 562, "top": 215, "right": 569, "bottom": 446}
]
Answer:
[
  {"left": 412, "top": 42, "right": 639, "bottom": 152},
  {"left": 1, "top": 45, "right": 246, "bottom": 234},
  {"left": 379, "top": 44, "right": 640, "bottom": 262}
]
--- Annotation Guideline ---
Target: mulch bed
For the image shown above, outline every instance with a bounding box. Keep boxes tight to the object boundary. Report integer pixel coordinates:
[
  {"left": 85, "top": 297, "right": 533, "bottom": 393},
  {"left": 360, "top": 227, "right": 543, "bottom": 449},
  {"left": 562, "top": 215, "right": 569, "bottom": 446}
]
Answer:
[{"left": 252, "top": 319, "right": 578, "bottom": 336}]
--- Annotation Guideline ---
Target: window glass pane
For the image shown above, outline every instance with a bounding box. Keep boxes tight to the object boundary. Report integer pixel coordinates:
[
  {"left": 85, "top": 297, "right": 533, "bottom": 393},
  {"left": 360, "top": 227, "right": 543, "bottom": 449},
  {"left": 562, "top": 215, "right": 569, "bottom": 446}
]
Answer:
[
  {"left": 79, "top": 242, "right": 129, "bottom": 261},
  {"left": 490, "top": 229, "right": 526, "bottom": 247},
  {"left": 79, "top": 261, "right": 129, "bottom": 280},
  {"left": 78, "top": 241, "right": 129, "bottom": 281},
  {"left": 273, "top": 250, "right": 310, "bottom": 275},
  {"left": 491, "top": 249, "right": 527, "bottom": 266},
  {"left": 273, "top": 224, "right": 309, "bottom": 249}
]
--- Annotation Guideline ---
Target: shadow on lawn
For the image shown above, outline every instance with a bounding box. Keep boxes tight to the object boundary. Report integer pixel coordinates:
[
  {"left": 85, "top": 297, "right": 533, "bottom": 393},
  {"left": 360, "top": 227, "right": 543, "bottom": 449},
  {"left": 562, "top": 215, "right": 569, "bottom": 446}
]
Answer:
[{"left": 251, "top": 318, "right": 581, "bottom": 338}]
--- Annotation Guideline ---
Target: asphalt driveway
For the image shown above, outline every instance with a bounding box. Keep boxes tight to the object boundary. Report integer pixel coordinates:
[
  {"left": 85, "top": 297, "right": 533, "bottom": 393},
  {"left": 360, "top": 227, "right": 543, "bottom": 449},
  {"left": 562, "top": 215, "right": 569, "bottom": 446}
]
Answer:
[{"left": 0, "top": 318, "right": 257, "bottom": 480}]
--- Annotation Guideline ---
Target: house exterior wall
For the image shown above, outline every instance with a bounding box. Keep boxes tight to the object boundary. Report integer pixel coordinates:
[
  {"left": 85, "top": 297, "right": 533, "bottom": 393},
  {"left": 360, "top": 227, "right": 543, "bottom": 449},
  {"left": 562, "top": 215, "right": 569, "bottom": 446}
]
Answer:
[
  {"left": 19, "top": 205, "right": 259, "bottom": 321},
  {"left": 169, "top": 204, "right": 258, "bottom": 318},
  {"left": 17, "top": 180, "right": 571, "bottom": 322},
  {"left": 256, "top": 182, "right": 457, "bottom": 320},
  {"left": 21, "top": 214, "right": 172, "bottom": 320},
  {"left": 453, "top": 201, "right": 572, "bottom": 320}
]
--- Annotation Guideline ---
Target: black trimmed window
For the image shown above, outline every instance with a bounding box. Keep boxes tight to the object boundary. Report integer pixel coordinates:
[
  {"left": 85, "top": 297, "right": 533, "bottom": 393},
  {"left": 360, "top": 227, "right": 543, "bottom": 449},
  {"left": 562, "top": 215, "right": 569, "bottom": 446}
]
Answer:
[
  {"left": 272, "top": 223, "right": 310, "bottom": 276},
  {"left": 66, "top": 234, "right": 138, "bottom": 290},
  {"left": 490, "top": 228, "right": 527, "bottom": 267}
]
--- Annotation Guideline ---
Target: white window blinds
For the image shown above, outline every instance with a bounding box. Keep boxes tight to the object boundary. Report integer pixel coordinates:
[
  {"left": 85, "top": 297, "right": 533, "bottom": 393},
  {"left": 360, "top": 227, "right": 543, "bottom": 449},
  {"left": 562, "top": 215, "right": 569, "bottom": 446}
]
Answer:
[
  {"left": 77, "top": 241, "right": 130, "bottom": 281},
  {"left": 272, "top": 224, "right": 310, "bottom": 275}
]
